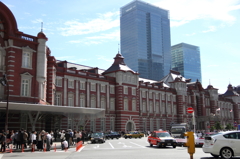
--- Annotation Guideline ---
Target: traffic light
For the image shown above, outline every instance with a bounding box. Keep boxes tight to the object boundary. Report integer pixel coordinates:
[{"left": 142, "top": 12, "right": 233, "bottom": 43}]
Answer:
[{"left": 184, "top": 132, "right": 195, "bottom": 158}]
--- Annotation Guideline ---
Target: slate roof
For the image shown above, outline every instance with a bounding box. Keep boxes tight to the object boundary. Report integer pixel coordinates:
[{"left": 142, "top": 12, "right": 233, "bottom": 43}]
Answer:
[{"left": 102, "top": 52, "right": 136, "bottom": 74}]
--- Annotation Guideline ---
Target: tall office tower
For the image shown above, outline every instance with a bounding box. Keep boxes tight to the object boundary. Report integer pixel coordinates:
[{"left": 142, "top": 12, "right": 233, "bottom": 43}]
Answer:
[
  {"left": 171, "top": 43, "right": 202, "bottom": 82},
  {"left": 120, "top": 0, "right": 171, "bottom": 81}
]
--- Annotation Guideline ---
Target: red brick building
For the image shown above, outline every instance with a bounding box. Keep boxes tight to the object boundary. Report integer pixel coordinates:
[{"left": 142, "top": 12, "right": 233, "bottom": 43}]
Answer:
[{"left": 0, "top": 2, "right": 239, "bottom": 132}]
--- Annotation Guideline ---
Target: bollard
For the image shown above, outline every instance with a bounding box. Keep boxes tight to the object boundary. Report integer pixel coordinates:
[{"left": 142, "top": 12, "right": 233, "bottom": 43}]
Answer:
[{"left": 54, "top": 144, "right": 56, "bottom": 152}]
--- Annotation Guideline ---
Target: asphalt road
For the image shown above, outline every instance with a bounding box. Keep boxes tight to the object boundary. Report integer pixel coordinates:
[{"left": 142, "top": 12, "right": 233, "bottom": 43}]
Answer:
[{"left": 1, "top": 137, "right": 240, "bottom": 159}]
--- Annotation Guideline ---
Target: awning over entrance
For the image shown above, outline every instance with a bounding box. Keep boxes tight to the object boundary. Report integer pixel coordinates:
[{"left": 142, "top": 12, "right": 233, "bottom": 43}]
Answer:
[
  {"left": 0, "top": 102, "right": 105, "bottom": 130},
  {"left": 0, "top": 102, "right": 105, "bottom": 118}
]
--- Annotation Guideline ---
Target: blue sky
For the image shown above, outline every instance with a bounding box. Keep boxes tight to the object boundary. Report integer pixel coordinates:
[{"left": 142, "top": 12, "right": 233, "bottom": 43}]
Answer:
[{"left": 2, "top": 0, "right": 240, "bottom": 93}]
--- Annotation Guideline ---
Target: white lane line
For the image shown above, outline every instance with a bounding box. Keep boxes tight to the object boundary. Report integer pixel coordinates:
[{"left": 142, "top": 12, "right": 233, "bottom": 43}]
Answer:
[
  {"left": 130, "top": 142, "right": 146, "bottom": 148},
  {"left": 108, "top": 142, "right": 114, "bottom": 149}
]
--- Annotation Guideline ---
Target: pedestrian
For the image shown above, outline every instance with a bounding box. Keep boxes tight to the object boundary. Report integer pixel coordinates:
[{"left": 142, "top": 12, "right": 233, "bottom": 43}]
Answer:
[
  {"left": 31, "top": 131, "right": 37, "bottom": 152},
  {"left": 37, "top": 130, "right": 44, "bottom": 151},
  {"left": 0, "top": 132, "right": 6, "bottom": 152},
  {"left": 46, "top": 132, "right": 51, "bottom": 151},
  {"left": 65, "top": 130, "right": 70, "bottom": 148},
  {"left": 23, "top": 130, "right": 28, "bottom": 148},
  {"left": 61, "top": 138, "right": 68, "bottom": 150}
]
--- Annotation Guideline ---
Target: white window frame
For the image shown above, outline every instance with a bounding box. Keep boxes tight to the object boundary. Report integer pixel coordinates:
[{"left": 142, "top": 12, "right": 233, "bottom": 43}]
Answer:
[
  {"left": 80, "top": 94, "right": 85, "bottom": 107},
  {"left": 68, "top": 93, "right": 74, "bottom": 106},
  {"left": 132, "top": 99, "right": 136, "bottom": 111},
  {"left": 55, "top": 93, "right": 62, "bottom": 106},
  {"left": 68, "top": 80, "right": 74, "bottom": 88},
  {"left": 132, "top": 87, "right": 136, "bottom": 95},
  {"left": 101, "top": 85, "right": 105, "bottom": 93},
  {"left": 20, "top": 73, "right": 33, "bottom": 97},
  {"left": 55, "top": 77, "right": 62, "bottom": 87},
  {"left": 110, "top": 86, "right": 115, "bottom": 94},
  {"left": 110, "top": 98, "right": 115, "bottom": 110},
  {"left": 101, "top": 97, "right": 105, "bottom": 109},
  {"left": 22, "top": 51, "right": 32, "bottom": 69},
  {"left": 91, "top": 83, "right": 96, "bottom": 91},
  {"left": 80, "top": 82, "right": 85, "bottom": 90},
  {"left": 91, "top": 96, "right": 96, "bottom": 108},
  {"left": 124, "top": 86, "right": 128, "bottom": 94},
  {"left": 124, "top": 98, "right": 128, "bottom": 110}
]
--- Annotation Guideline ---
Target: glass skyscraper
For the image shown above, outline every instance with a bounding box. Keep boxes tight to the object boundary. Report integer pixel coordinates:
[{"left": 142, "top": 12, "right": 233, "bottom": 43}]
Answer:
[
  {"left": 120, "top": 0, "right": 171, "bottom": 81},
  {"left": 171, "top": 43, "right": 202, "bottom": 82}
]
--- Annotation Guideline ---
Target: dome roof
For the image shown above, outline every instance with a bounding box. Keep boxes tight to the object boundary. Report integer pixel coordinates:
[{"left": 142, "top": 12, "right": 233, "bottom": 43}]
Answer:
[{"left": 37, "top": 32, "right": 48, "bottom": 40}]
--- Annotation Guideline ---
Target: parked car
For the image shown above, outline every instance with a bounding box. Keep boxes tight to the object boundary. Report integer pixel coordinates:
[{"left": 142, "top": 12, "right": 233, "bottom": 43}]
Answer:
[
  {"left": 202, "top": 131, "right": 240, "bottom": 158},
  {"left": 148, "top": 130, "right": 177, "bottom": 148},
  {"left": 105, "top": 132, "right": 121, "bottom": 140},
  {"left": 124, "top": 131, "right": 144, "bottom": 139},
  {"left": 90, "top": 132, "right": 106, "bottom": 144}
]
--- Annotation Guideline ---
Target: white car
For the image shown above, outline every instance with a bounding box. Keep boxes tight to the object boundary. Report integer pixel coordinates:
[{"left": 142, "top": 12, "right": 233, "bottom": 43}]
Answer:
[{"left": 202, "top": 131, "right": 240, "bottom": 159}]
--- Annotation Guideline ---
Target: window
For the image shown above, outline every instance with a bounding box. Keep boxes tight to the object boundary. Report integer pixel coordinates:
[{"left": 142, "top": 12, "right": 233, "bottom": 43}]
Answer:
[
  {"left": 55, "top": 93, "right": 62, "bottom": 105},
  {"left": 91, "top": 83, "right": 96, "bottom": 91},
  {"left": 91, "top": 96, "right": 96, "bottom": 108},
  {"left": 80, "top": 94, "right": 85, "bottom": 107},
  {"left": 68, "top": 93, "right": 74, "bottom": 106},
  {"left": 124, "top": 98, "right": 128, "bottom": 110},
  {"left": 150, "top": 102, "right": 153, "bottom": 113},
  {"left": 132, "top": 88, "right": 136, "bottom": 95},
  {"left": 101, "top": 97, "right": 105, "bottom": 109},
  {"left": 124, "top": 86, "right": 128, "bottom": 94},
  {"left": 22, "top": 52, "right": 31, "bottom": 68},
  {"left": 142, "top": 91, "right": 146, "bottom": 98},
  {"left": 20, "top": 73, "right": 33, "bottom": 97},
  {"left": 143, "top": 101, "right": 146, "bottom": 112},
  {"left": 132, "top": 99, "right": 136, "bottom": 111},
  {"left": 80, "top": 82, "right": 85, "bottom": 90},
  {"left": 68, "top": 80, "right": 74, "bottom": 88},
  {"left": 149, "top": 92, "right": 152, "bottom": 99},
  {"left": 110, "top": 98, "right": 115, "bottom": 110},
  {"left": 110, "top": 86, "right": 115, "bottom": 94},
  {"left": 55, "top": 77, "right": 62, "bottom": 87},
  {"left": 110, "top": 118, "right": 115, "bottom": 131},
  {"left": 101, "top": 85, "right": 105, "bottom": 93},
  {"left": 0, "top": 50, "right": 5, "bottom": 70},
  {"left": 156, "top": 102, "right": 159, "bottom": 113},
  {"left": 156, "top": 93, "right": 159, "bottom": 99}
]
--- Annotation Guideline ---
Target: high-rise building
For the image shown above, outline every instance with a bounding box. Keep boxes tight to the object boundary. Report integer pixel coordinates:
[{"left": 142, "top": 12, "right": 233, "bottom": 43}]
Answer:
[
  {"left": 171, "top": 43, "right": 202, "bottom": 82},
  {"left": 120, "top": 0, "right": 171, "bottom": 81}
]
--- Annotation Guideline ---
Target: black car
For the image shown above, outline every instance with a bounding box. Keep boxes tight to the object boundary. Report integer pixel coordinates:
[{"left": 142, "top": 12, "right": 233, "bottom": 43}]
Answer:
[
  {"left": 90, "top": 132, "right": 106, "bottom": 144},
  {"left": 105, "top": 132, "right": 121, "bottom": 140}
]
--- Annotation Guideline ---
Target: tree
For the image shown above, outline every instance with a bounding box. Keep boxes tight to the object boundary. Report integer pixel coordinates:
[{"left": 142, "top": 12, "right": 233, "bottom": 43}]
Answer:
[
  {"left": 225, "top": 123, "right": 234, "bottom": 130},
  {"left": 215, "top": 122, "right": 223, "bottom": 130}
]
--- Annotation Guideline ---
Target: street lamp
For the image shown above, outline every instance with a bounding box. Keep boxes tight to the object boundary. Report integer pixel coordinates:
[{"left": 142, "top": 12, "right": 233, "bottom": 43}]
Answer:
[{"left": 0, "top": 74, "right": 9, "bottom": 133}]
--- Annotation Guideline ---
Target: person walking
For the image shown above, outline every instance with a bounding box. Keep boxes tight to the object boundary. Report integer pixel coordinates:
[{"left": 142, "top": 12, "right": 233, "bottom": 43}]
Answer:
[
  {"left": 31, "top": 131, "right": 37, "bottom": 152},
  {"left": 0, "top": 133, "right": 6, "bottom": 152},
  {"left": 46, "top": 132, "right": 51, "bottom": 151}
]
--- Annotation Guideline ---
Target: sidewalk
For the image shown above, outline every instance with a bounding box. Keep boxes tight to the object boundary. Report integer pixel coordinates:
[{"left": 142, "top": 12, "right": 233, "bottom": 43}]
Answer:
[{"left": 2, "top": 141, "right": 87, "bottom": 153}]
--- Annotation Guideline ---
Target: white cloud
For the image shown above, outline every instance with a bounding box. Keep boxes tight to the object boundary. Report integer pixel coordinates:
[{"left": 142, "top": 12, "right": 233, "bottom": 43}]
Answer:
[
  {"left": 68, "top": 30, "right": 119, "bottom": 45},
  {"left": 153, "top": 0, "right": 240, "bottom": 27},
  {"left": 32, "top": 18, "right": 43, "bottom": 23},
  {"left": 96, "top": 55, "right": 114, "bottom": 63},
  {"left": 59, "top": 11, "right": 119, "bottom": 36},
  {"left": 202, "top": 26, "right": 216, "bottom": 33}
]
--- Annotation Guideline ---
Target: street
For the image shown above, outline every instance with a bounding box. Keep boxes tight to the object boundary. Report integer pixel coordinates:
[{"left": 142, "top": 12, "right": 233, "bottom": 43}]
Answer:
[{"left": 1, "top": 137, "right": 239, "bottom": 159}]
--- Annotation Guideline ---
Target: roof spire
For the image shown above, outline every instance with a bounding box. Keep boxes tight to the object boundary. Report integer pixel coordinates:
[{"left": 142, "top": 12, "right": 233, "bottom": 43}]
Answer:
[
  {"left": 209, "top": 79, "right": 211, "bottom": 85},
  {"left": 41, "top": 22, "right": 43, "bottom": 32},
  {"left": 118, "top": 43, "right": 120, "bottom": 54}
]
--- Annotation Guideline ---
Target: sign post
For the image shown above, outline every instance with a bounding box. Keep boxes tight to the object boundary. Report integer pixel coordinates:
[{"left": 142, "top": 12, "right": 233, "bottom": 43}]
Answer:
[{"left": 187, "top": 107, "right": 195, "bottom": 133}]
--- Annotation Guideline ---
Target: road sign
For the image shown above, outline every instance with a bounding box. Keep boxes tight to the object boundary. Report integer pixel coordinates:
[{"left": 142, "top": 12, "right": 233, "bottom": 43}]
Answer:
[{"left": 187, "top": 107, "right": 194, "bottom": 114}]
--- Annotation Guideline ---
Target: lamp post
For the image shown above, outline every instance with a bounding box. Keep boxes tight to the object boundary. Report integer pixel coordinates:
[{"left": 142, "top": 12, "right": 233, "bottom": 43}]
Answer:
[{"left": 0, "top": 74, "right": 9, "bottom": 133}]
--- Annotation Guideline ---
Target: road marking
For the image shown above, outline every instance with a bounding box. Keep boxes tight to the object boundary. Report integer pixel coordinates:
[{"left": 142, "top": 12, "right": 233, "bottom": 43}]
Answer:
[
  {"left": 108, "top": 142, "right": 114, "bottom": 149},
  {"left": 0, "top": 154, "right": 3, "bottom": 159},
  {"left": 130, "top": 142, "right": 146, "bottom": 148},
  {"left": 123, "top": 145, "right": 132, "bottom": 148},
  {"left": 93, "top": 144, "right": 99, "bottom": 149}
]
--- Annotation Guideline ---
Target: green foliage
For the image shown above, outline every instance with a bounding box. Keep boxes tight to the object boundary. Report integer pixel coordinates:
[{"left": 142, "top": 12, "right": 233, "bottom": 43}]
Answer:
[
  {"left": 210, "top": 126, "right": 215, "bottom": 132},
  {"left": 225, "top": 123, "right": 234, "bottom": 130},
  {"left": 215, "top": 122, "right": 223, "bottom": 130}
]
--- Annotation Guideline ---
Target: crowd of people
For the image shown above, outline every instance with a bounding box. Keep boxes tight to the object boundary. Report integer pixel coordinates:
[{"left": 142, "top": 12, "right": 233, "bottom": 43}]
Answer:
[{"left": 0, "top": 128, "right": 91, "bottom": 152}]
